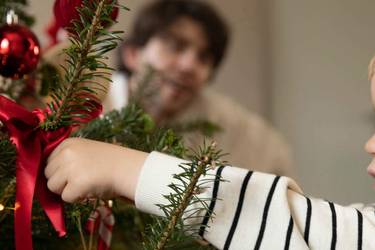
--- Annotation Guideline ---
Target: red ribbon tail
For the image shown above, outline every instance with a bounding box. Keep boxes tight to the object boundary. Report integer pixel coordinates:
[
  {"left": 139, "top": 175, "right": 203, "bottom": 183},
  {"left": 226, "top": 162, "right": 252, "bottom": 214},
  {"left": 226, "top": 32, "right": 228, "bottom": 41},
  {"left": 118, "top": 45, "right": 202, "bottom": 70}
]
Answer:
[
  {"left": 14, "top": 173, "right": 34, "bottom": 250},
  {"left": 14, "top": 140, "right": 41, "bottom": 250},
  {"left": 36, "top": 175, "right": 66, "bottom": 237}
]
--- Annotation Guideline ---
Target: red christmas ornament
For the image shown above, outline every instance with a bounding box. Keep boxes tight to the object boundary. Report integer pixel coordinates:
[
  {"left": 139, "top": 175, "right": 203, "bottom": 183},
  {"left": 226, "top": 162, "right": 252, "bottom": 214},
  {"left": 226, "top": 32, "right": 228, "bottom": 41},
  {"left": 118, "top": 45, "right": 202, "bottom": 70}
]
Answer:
[
  {"left": 0, "top": 19, "right": 40, "bottom": 79},
  {"left": 53, "top": 0, "right": 119, "bottom": 30}
]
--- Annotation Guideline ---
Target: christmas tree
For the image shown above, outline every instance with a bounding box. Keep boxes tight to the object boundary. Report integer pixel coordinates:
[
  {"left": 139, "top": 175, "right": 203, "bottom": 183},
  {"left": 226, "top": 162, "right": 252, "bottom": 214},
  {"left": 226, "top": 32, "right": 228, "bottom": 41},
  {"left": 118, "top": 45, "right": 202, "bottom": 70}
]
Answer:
[{"left": 0, "top": 1, "right": 225, "bottom": 249}]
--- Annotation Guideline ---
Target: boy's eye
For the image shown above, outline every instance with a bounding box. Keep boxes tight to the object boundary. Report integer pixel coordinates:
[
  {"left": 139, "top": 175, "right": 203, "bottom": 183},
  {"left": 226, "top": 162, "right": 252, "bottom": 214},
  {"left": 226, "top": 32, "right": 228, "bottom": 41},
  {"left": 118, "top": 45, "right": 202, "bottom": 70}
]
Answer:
[
  {"left": 166, "top": 37, "right": 186, "bottom": 52},
  {"left": 198, "top": 51, "right": 213, "bottom": 65},
  {"left": 159, "top": 32, "right": 188, "bottom": 52}
]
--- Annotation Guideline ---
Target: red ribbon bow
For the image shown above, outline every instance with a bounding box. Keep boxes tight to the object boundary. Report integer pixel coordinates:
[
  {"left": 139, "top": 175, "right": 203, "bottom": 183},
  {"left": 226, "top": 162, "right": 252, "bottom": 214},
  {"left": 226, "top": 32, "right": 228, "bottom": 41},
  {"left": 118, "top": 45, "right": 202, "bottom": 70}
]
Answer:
[{"left": 0, "top": 95, "right": 102, "bottom": 250}]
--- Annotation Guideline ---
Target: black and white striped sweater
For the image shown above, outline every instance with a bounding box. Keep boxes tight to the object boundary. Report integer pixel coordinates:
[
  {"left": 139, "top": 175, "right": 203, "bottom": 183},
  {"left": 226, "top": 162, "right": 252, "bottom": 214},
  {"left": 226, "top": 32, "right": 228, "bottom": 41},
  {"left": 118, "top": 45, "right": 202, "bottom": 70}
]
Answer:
[{"left": 135, "top": 152, "right": 375, "bottom": 249}]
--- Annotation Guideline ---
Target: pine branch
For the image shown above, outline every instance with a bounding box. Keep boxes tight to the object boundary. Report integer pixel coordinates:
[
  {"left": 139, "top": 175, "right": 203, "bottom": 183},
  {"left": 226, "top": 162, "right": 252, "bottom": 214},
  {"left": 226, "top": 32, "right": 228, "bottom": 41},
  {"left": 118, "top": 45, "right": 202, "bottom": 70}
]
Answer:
[
  {"left": 156, "top": 164, "right": 205, "bottom": 250},
  {"left": 42, "top": 0, "right": 107, "bottom": 129},
  {"left": 41, "top": 0, "right": 123, "bottom": 130},
  {"left": 75, "top": 104, "right": 186, "bottom": 157},
  {"left": 144, "top": 142, "right": 226, "bottom": 250}
]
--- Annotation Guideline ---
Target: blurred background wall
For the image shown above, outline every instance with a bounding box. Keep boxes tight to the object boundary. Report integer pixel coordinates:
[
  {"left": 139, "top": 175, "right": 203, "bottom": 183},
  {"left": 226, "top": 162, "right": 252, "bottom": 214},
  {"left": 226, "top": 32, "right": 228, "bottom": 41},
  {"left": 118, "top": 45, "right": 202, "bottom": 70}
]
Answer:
[
  {"left": 28, "top": 0, "right": 375, "bottom": 204},
  {"left": 267, "top": 0, "right": 375, "bottom": 204}
]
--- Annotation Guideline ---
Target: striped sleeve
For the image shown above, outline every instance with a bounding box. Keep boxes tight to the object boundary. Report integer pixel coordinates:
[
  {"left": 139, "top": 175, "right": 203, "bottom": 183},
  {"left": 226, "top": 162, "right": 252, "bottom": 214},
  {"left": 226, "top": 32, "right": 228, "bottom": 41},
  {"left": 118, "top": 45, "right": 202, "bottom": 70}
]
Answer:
[{"left": 134, "top": 152, "right": 375, "bottom": 250}]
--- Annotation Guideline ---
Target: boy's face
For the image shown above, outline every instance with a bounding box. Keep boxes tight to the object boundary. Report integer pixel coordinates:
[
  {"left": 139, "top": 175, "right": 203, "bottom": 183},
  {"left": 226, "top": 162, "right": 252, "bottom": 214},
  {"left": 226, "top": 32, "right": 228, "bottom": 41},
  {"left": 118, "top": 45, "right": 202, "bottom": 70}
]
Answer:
[
  {"left": 127, "top": 17, "right": 214, "bottom": 121},
  {"left": 365, "top": 73, "right": 375, "bottom": 179}
]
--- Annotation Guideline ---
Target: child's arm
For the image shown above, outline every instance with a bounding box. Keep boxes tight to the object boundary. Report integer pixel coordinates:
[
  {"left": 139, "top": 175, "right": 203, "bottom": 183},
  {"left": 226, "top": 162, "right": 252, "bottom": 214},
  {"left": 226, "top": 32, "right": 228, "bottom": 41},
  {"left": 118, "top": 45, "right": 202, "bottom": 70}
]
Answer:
[{"left": 46, "top": 137, "right": 375, "bottom": 250}]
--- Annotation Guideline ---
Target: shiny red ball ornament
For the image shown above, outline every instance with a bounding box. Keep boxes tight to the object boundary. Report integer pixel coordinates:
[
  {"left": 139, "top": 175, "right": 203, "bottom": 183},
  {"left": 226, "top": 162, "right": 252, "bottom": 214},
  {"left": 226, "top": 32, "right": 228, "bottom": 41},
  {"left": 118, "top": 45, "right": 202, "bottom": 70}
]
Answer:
[
  {"left": 53, "top": 0, "right": 119, "bottom": 30},
  {"left": 0, "top": 24, "right": 40, "bottom": 79}
]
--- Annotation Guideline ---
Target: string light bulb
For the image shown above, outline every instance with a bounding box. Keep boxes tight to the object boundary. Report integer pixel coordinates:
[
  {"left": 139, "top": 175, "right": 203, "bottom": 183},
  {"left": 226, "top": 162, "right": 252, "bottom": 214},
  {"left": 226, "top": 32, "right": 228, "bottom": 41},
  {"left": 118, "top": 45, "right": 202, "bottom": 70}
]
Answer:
[{"left": 108, "top": 200, "right": 113, "bottom": 208}]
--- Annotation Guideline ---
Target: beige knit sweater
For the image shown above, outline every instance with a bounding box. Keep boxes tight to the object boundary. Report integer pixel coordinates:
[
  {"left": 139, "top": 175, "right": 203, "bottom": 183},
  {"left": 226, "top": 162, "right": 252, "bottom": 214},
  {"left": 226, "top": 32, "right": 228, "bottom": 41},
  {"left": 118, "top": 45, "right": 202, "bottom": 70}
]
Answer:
[{"left": 103, "top": 73, "right": 295, "bottom": 178}]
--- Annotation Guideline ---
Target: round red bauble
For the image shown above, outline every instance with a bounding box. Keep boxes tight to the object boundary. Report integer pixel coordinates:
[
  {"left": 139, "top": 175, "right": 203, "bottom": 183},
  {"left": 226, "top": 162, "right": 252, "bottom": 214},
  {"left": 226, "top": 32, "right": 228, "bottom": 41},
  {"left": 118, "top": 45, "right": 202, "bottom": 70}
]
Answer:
[
  {"left": 53, "top": 0, "right": 119, "bottom": 30},
  {"left": 0, "top": 24, "right": 40, "bottom": 79}
]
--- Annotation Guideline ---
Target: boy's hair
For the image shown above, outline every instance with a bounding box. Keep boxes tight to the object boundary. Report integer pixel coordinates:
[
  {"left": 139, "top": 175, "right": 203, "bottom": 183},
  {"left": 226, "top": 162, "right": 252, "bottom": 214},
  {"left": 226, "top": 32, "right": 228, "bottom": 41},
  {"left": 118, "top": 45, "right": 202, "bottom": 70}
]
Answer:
[{"left": 119, "top": 0, "right": 230, "bottom": 75}]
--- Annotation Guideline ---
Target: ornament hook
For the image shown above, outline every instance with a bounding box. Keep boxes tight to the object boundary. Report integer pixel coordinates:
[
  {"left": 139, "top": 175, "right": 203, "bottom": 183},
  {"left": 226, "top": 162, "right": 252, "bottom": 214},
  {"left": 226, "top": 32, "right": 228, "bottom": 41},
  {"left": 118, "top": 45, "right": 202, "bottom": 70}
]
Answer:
[{"left": 6, "top": 10, "right": 18, "bottom": 25}]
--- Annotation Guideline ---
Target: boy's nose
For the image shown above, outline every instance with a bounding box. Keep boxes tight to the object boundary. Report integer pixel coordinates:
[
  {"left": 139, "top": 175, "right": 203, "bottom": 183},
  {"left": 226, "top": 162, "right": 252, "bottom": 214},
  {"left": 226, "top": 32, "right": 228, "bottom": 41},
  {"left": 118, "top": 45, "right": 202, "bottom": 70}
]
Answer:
[{"left": 365, "top": 134, "right": 375, "bottom": 154}]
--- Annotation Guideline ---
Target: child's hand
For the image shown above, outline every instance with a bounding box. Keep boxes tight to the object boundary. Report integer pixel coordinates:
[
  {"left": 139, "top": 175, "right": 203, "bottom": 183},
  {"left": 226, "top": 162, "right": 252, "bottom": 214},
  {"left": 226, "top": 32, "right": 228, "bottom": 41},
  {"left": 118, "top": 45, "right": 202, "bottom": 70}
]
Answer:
[{"left": 45, "top": 138, "right": 147, "bottom": 203}]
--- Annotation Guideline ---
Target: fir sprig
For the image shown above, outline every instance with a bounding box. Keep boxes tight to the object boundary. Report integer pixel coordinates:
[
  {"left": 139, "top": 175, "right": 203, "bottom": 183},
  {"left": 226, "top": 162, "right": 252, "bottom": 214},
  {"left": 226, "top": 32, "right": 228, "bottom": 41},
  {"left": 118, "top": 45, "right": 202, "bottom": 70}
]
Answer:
[
  {"left": 75, "top": 103, "right": 186, "bottom": 157},
  {"left": 144, "top": 141, "right": 226, "bottom": 250},
  {"left": 41, "top": 0, "right": 123, "bottom": 130}
]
